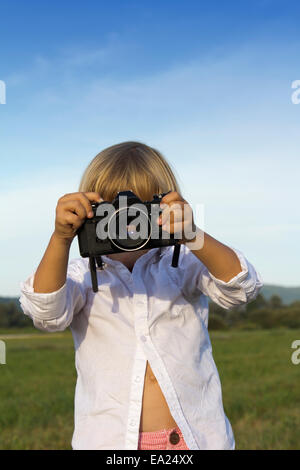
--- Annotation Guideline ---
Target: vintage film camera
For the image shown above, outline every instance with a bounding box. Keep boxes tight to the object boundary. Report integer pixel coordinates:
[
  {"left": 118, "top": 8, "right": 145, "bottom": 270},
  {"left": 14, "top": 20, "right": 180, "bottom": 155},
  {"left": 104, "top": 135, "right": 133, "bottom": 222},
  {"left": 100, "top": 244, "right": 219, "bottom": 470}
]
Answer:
[{"left": 77, "top": 190, "right": 181, "bottom": 292}]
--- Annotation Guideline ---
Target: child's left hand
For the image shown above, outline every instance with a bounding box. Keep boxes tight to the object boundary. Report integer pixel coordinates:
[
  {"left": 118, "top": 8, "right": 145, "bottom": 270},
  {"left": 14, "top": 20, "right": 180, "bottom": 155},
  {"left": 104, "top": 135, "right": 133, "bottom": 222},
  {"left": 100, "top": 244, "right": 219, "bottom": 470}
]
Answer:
[{"left": 157, "top": 191, "right": 196, "bottom": 244}]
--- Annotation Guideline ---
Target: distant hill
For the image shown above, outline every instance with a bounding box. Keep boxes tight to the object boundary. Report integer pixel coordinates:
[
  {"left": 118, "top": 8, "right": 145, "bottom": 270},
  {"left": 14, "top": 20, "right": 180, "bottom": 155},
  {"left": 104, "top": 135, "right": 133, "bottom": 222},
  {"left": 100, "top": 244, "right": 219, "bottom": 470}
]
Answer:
[
  {"left": 0, "top": 285, "right": 300, "bottom": 308},
  {"left": 261, "top": 285, "right": 300, "bottom": 305},
  {"left": 0, "top": 297, "right": 20, "bottom": 307}
]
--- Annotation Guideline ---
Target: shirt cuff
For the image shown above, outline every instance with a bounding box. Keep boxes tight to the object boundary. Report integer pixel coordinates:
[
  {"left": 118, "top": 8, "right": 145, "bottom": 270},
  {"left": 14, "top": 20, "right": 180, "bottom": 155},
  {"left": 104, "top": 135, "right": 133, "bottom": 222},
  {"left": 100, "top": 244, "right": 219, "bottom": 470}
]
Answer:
[{"left": 19, "top": 272, "right": 67, "bottom": 321}]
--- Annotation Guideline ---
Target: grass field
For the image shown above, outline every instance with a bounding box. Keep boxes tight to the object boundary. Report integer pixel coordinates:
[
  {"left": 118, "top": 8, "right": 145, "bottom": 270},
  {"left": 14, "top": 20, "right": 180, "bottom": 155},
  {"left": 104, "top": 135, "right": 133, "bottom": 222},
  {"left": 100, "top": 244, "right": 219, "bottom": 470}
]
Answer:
[{"left": 0, "top": 327, "right": 299, "bottom": 450}]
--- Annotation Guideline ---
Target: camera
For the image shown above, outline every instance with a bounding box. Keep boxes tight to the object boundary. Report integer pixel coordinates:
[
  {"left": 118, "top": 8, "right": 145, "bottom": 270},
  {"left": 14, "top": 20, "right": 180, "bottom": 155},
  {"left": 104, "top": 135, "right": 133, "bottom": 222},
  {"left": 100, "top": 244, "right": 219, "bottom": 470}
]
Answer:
[{"left": 76, "top": 190, "right": 181, "bottom": 292}]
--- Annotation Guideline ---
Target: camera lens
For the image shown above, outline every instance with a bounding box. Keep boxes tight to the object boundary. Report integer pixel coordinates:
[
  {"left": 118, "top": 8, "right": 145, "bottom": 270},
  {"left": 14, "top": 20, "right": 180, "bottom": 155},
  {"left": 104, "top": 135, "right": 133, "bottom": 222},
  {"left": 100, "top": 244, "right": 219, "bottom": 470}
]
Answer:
[
  {"left": 127, "top": 224, "right": 138, "bottom": 238},
  {"left": 108, "top": 206, "right": 151, "bottom": 251}
]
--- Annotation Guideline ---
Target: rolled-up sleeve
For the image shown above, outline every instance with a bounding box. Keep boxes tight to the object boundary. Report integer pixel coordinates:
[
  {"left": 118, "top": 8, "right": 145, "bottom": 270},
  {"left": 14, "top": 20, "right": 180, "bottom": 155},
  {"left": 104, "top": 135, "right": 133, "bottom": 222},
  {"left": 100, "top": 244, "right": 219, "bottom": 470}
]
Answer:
[
  {"left": 178, "top": 245, "right": 264, "bottom": 309},
  {"left": 19, "top": 258, "right": 87, "bottom": 332}
]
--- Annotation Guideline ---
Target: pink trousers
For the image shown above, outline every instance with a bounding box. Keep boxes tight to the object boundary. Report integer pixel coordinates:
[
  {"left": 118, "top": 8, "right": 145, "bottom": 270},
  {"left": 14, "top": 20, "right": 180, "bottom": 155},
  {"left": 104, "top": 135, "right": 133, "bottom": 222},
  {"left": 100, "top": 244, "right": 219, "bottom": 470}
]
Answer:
[{"left": 137, "top": 426, "right": 189, "bottom": 450}]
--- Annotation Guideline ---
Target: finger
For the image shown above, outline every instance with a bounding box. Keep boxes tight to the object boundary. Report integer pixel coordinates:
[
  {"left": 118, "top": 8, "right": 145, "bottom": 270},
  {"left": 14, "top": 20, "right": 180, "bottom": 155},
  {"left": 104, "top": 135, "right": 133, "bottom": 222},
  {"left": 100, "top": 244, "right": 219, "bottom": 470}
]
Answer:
[
  {"left": 83, "top": 192, "right": 103, "bottom": 203},
  {"left": 166, "top": 219, "right": 195, "bottom": 236},
  {"left": 60, "top": 200, "right": 87, "bottom": 220},
  {"left": 160, "top": 191, "right": 184, "bottom": 205},
  {"left": 59, "top": 191, "right": 102, "bottom": 205},
  {"left": 64, "top": 212, "right": 82, "bottom": 229},
  {"left": 160, "top": 202, "right": 185, "bottom": 225},
  {"left": 72, "top": 192, "right": 103, "bottom": 218},
  {"left": 161, "top": 210, "right": 183, "bottom": 227},
  {"left": 162, "top": 221, "right": 185, "bottom": 237},
  {"left": 159, "top": 200, "right": 185, "bottom": 217},
  {"left": 161, "top": 219, "right": 182, "bottom": 231},
  {"left": 76, "top": 193, "right": 101, "bottom": 218}
]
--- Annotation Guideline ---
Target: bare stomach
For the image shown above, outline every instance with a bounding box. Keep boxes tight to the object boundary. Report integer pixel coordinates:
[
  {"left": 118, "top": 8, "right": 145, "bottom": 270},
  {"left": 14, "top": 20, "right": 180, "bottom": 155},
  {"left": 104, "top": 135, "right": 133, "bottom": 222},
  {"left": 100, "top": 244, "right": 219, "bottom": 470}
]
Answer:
[{"left": 139, "top": 361, "right": 178, "bottom": 432}]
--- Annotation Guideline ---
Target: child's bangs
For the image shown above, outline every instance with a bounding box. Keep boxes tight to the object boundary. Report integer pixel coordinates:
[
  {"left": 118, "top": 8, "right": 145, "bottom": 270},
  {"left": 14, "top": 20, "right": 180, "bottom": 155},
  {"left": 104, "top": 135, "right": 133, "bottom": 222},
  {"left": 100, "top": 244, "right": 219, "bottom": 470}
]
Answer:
[{"left": 79, "top": 141, "right": 180, "bottom": 202}]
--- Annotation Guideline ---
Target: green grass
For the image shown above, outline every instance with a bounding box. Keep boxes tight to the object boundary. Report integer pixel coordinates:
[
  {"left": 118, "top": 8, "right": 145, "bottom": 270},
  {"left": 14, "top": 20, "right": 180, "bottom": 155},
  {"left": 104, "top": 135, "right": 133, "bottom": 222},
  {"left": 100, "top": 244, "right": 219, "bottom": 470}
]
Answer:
[
  {"left": 210, "top": 328, "right": 300, "bottom": 449},
  {"left": 0, "top": 330, "right": 76, "bottom": 450},
  {"left": 0, "top": 326, "right": 38, "bottom": 335},
  {"left": 0, "top": 328, "right": 299, "bottom": 449}
]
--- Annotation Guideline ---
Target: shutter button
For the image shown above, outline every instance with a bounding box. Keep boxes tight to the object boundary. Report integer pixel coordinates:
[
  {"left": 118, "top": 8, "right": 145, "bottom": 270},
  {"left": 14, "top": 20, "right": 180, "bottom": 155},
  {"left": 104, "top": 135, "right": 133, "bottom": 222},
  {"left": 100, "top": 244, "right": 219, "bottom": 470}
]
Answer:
[{"left": 169, "top": 431, "right": 180, "bottom": 445}]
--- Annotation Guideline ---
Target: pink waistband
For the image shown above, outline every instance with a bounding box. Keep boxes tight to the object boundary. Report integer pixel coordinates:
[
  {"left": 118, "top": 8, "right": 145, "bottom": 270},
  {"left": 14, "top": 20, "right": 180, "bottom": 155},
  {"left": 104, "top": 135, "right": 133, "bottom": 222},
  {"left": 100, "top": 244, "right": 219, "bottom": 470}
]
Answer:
[{"left": 138, "top": 426, "right": 189, "bottom": 450}]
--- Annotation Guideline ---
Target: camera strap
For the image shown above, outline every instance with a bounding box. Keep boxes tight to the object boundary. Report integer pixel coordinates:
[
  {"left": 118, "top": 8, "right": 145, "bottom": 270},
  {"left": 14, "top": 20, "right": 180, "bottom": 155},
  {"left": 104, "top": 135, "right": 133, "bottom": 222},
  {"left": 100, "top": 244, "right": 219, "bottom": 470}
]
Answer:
[
  {"left": 88, "top": 256, "right": 105, "bottom": 293},
  {"left": 89, "top": 256, "right": 98, "bottom": 293},
  {"left": 171, "top": 243, "right": 181, "bottom": 267}
]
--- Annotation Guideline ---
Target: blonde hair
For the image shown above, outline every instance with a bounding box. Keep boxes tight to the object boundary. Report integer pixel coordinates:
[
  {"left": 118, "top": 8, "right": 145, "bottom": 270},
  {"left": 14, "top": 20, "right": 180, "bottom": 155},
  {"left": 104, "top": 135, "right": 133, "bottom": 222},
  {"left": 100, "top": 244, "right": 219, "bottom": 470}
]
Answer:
[{"left": 78, "top": 141, "right": 181, "bottom": 201}]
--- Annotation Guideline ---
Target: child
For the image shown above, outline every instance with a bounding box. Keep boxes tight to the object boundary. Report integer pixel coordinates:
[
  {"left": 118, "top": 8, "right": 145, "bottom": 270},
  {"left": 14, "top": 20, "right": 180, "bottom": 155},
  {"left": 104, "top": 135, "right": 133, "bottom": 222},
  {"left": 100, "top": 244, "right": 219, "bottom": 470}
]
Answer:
[{"left": 19, "top": 141, "right": 263, "bottom": 450}]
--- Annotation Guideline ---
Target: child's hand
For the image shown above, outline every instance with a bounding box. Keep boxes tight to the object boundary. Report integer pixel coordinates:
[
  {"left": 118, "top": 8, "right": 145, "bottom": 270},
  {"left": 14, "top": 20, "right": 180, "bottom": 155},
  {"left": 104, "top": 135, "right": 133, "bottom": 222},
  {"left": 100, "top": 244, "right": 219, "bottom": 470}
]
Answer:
[
  {"left": 54, "top": 192, "right": 102, "bottom": 242},
  {"left": 157, "top": 191, "right": 196, "bottom": 244}
]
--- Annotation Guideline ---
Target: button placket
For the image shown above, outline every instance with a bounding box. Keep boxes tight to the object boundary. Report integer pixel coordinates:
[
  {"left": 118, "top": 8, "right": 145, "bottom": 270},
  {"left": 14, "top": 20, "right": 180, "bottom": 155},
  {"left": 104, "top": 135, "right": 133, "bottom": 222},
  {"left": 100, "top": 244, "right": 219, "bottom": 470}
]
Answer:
[
  {"left": 124, "top": 341, "right": 148, "bottom": 450},
  {"left": 132, "top": 286, "right": 149, "bottom": 344}
]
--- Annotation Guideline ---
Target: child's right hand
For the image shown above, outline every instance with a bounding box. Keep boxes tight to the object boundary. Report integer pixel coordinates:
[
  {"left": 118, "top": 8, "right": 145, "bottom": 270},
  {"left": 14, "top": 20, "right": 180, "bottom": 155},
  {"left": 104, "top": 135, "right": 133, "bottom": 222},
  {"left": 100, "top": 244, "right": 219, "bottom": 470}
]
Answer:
[{"left": 54, "top": 192, "right": 102, "bottom": 242}]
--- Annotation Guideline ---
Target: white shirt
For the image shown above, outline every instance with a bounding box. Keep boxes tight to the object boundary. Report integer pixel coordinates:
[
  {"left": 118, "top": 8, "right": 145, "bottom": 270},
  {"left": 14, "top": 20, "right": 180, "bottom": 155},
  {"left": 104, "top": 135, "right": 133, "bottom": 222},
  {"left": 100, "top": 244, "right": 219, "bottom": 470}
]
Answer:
[{"left": 19, "top": 244, "right": 263, "bottom": 450}]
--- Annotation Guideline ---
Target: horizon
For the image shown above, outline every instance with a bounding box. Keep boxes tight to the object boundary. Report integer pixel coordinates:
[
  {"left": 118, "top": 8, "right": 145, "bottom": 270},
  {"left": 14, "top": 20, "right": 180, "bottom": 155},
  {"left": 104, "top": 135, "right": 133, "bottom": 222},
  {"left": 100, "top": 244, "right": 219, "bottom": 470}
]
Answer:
[{"left": 1, "top": 283, "right": 300, "bottom": 301}]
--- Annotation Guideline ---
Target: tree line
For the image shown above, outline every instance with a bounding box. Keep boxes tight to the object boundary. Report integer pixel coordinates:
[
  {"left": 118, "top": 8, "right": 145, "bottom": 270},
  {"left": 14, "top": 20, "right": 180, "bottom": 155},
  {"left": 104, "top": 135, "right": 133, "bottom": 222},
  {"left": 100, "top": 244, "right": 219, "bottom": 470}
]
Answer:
[
  {"left": 0, "top": 300, "right": 32, "bottom": 328},
  {"left": 209, "top": 294, "right": 300, "bottom": 330},
  {"left": 0, "top": 293, "right": 299, "bottom": 330}
]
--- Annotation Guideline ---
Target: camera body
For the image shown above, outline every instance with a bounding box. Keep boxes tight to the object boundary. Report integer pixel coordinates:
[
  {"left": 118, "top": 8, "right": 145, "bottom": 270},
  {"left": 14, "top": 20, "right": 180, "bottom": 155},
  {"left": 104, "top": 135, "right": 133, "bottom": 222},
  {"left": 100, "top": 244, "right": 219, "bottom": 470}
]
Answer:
[
  {"left": 77, "top": 190, "right": 178, "bottom": 257},
  {"left": 76, "top": 190, "right": 181, "bottom": 291}
]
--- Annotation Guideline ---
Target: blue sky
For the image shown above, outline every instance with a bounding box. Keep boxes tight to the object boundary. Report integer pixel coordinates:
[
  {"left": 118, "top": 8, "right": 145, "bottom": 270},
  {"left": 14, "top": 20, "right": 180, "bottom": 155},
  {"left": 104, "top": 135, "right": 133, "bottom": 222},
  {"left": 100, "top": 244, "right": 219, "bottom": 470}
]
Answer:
[{"left": 0, "top": 0, "right": 300, "bottom": 295}]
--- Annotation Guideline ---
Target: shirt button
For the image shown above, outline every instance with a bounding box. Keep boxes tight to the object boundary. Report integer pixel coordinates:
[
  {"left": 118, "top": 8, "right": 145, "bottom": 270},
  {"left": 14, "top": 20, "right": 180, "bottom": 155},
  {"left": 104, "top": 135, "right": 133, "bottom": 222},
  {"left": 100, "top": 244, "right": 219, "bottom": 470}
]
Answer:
[
  {"left": 169, "top": 431, "right": 180, "bottom": 445},
  {"left": 135, "top": 376, "right": 141, "bottom": 383},
  {"left": 130, "top": 419, "right": 136, "bottom": 427},
  {"left": 140, "top": 335, "right": 147, "bottom": 342}
]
